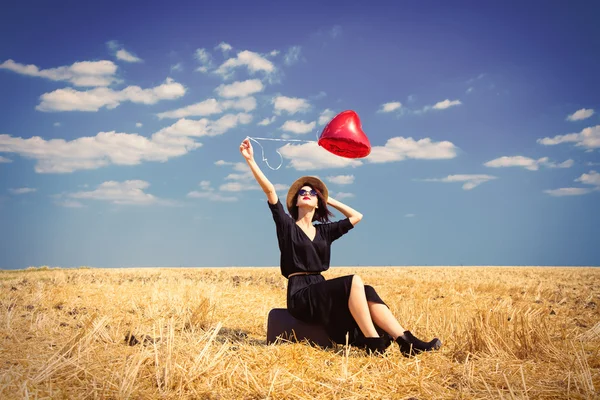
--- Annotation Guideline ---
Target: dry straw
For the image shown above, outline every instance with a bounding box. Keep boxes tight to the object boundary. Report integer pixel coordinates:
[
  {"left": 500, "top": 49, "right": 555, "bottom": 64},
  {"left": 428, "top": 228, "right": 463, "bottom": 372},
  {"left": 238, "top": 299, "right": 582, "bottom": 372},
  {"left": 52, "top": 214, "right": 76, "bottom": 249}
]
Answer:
[{"left": 0, "top": 266, "right": 598, "bottom": 399}]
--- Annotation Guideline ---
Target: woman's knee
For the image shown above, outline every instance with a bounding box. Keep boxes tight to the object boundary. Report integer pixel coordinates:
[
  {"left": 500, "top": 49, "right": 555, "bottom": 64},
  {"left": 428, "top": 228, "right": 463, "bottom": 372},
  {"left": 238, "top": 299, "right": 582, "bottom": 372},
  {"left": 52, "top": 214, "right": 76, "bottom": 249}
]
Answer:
[{"left": 352, "top": 274, "right": 364, "bottom": 287}]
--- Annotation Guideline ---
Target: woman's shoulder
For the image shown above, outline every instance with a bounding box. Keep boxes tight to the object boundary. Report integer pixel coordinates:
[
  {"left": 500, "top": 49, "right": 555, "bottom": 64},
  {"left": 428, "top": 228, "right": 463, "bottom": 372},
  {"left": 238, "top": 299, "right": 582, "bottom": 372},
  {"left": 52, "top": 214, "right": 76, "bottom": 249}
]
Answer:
[
  {"left": 267, "top": 197, "right": 284, "bottom": 210},
  {"left": 268, "top": 198, "right": 293, "bottom": 222}
]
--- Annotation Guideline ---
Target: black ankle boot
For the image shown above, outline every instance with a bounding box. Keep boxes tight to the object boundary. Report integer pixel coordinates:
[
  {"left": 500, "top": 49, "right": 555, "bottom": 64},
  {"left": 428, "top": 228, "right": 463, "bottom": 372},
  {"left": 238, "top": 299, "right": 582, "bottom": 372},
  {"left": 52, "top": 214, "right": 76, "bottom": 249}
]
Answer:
[
  {"left": 363, "top": 337, "right": 388, "bottom": 356},
  {"left": 396, "top": 330, "right": 441, "bottom": 357}
]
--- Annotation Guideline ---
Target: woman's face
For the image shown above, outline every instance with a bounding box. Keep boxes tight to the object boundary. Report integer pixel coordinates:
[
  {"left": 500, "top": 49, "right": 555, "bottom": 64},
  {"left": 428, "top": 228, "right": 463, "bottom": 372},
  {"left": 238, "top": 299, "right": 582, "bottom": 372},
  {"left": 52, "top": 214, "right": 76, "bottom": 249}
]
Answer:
[{"left": 296, "top": 185, "right": 319, "bottom": 208}]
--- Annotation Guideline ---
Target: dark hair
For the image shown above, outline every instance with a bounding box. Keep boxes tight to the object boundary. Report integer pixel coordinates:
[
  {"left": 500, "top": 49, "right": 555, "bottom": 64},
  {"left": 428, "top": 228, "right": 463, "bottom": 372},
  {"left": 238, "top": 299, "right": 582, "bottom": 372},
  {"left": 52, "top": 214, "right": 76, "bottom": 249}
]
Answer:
[{"left": 289, "top": 184, "right": 334, "bottom": 223}]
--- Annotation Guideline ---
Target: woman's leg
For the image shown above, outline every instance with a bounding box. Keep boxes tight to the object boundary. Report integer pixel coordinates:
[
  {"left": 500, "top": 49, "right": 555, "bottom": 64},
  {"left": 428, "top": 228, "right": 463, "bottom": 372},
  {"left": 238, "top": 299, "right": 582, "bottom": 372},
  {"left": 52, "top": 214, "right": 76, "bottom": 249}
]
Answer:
[
  {"left": 348, "top": 275, "right": 379, "bottom": 337},
  {"left": 367, "top": 302, "right": 405, "bottom": 340},
  {"left": 367, "top": 301, "right": 441, "bottom": 356}
]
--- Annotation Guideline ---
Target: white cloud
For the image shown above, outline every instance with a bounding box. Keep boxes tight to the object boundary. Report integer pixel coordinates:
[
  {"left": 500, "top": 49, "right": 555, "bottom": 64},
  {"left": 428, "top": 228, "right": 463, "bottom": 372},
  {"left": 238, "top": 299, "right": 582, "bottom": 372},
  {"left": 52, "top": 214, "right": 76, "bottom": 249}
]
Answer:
[
  {"left": 227, "top": 97, "right": 258, "bottom": 112},
  {"left": 318, "top": 109, "right": 336, "bottom": 126},
  {"left": 106, "top": 40, "right": 120, "bottom": 51},
  {"left": 0, "top": 59, "right": 118, "bottom": 87},
  {"left": 225, "top": 172, "right": 251, "bottom": 180},
  {"left": 414, "top": 99, "right": 463, "bottom": 114},
  {"left": 194, "top": 49, "right": 216, "bottom": 73},
  {"left": 155, "top": 113, "right": 252, "bottom": 138},
  {"left": 36, "top": 77, "right": 186, "bottom": 112},
  {"left": 0, "top": 156, "right": 12, "bottom": 163},
  {"left": 0, "top": 113, "right": 250, "bottom": 173},
  {"left": 549, "top": 159, "right": 575, "bottom": 169},
  {"left": 433, "top": 99, "right": 462, "bottom": 110},
  {"left": 467, "top": 73, "right": 487, "bottom": 84},
  {"left": 158, "top": 99, "right": 221, "bottom": 119},
  {"left": 0, "top": 130, "right": 194, "bottom": 173},
  {"left": 280, "top": 120, "right": 316, "bottom": 134},
  {"left": 219, "top": 181, "right": 259, "bottom": 192},
  {"left": 273, "top": 96, "right": 311, "bottom": 115},
  {"left": 222, "top": 178, "right": 289, "bottom": 193},
  {"left": 258, "top": 116, "right": 276, "bottom": 126},
  {"left": 284, "top": 46, "right": 302, "bottom": 66},
  {"left": 215, "top": 79, "right": 264, "bottom": 98},
  {"left": 278, "top": 142, "right": 363, "bottom": 171},
  {"left": 420, "top": 174, "right": 497, "bottom": 190},
  {"left": 544, "top": 187, "right": 593, "bottom": 197},
  {"left": 187, "top": 190, "right": 238, "bottom": 201},
  {"left": 136, "top": 122, "right": 143, "bottom": 128},
  {"left": 157, "top": 97, "right": 256, "bottom": 119},
  {"left": 367, "top": 136, "right": 458, "bottom": 163},
  {"left": 199, "top": 180, "right": 212, "bottom": 190},
  {"left": 195, "top": 49, "right": 210, "bottom": 63},
  {"left": 575, "top": 170, "right": 600, "bottom": 186},
  {"left": 116, "top": 49, "right": 142, "bottom": 63},
  {"left": 537, "top": 125, "right": 600, "bottom": 150},
  {"left": 215, "top": 50, "right": 275, "bottom": 78},
  {"left": 69, "top": 180, "right": 168, "bottom": 205},
  {"left": 269, "top": 50, "right": 280, "bottom": 57},
  {"left": 219, "top": 180, "right": 289, "bottom": 192},
  {"left": 567, "top": 108, "right": 595, "bottom": 121},
  {"left": 107, "top": 41, "right": 142, "bottom": 63},
  {"left": 210, "top": 113, "right": 253, "bottom": 135},
  {"left": 9, "top": 187, "right": 36, "bottom": 195},
  {"left": 335, "top": 192, "right": 354, "bottom": 200},
  {"left": 378, "top": 102, "right": 402, "bottom": 113},
  {"left": 53, "top": 122, "right": 61, "bottom": 127},
  {"left": 484, "top": 156, "right": 573, "bottom": 171},
  {"left": 216, "top": 160, "right": 248, "bottom": 172},
  {"left": 587, "top": 162, "right": 600, "bottom": 166},
  {"left": 215, "top": 42, "right": 233, "bottom": 53},
  {"left": 187, "top": 181, "right": 237, "bottom": 201},
  {"left": 405, "top": 213, "right": 415, "bottom": 218},
  {"left": 218, "top": 161, "right": 287, "bottom": 192},
  {"left": 327, "top": 175, "right": 354, "bottom": 185},
  {"left": 170, "top": 63, "right": 183, "bottom": 72}
]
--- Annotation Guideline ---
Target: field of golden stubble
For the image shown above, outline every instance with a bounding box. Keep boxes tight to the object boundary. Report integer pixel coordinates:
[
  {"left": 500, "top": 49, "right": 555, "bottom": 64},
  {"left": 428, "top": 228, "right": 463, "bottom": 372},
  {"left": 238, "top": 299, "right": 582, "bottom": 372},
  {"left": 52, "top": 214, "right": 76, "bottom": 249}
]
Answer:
[{"left": 0, "top": 266, "right": 598, "bottom": 399}]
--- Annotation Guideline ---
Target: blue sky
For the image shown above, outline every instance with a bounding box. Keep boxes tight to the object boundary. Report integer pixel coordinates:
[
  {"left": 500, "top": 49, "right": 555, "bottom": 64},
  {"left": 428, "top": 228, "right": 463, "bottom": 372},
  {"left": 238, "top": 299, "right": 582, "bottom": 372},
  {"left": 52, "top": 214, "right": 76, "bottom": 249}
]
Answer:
[{"left": 1, "top": 1, "right": 599, "bottom": 269}]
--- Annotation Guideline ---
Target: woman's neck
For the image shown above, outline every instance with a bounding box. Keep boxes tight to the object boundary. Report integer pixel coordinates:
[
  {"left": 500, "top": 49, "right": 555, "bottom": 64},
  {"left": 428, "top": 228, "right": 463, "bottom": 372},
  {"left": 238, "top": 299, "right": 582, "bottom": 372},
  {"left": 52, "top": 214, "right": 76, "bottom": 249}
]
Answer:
[{"left": 296, "top": 209, "right": 315, "bottom": 226}]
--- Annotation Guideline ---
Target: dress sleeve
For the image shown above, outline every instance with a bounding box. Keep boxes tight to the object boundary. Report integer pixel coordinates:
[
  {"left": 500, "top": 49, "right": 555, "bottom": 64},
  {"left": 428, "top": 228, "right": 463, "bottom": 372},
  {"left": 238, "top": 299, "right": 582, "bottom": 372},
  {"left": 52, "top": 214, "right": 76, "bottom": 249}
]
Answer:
[
  {"left": 322, "top": 218, "right": 354, "bottom": 243},
  {"left": 267, "top": 199, "right": 292, "bottom": 229}
]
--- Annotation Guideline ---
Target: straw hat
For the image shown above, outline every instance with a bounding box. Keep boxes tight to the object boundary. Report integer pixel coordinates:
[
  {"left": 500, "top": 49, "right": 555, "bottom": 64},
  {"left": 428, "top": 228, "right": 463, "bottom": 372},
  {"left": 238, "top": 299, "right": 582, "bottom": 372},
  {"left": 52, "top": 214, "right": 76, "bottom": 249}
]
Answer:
[{"left": 286, "top": 176, "right": 328, "bottom": 213}]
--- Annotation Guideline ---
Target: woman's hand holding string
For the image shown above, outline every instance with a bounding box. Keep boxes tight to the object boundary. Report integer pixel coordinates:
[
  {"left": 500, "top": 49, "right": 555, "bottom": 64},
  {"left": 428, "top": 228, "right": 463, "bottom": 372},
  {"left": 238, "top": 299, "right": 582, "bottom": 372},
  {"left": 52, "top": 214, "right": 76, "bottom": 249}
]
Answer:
[{"left": 239, "top": 138, "right": 278, "bottom": 204}]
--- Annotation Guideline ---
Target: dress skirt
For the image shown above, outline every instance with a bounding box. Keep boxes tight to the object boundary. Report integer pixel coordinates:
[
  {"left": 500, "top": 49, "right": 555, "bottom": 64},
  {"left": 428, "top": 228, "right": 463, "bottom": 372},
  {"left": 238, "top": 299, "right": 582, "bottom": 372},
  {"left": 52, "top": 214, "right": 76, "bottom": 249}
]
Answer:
[{"left": 287, "top": 273, "right": 393, "bottom": 346}]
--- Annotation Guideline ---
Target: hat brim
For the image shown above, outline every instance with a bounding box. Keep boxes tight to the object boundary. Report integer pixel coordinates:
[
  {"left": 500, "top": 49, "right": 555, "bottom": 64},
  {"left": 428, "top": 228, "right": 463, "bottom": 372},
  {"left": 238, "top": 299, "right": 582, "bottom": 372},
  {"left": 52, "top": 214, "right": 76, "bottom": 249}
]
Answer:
[{"left": 286, "top": 176, "right": 328, "bottom": 213}]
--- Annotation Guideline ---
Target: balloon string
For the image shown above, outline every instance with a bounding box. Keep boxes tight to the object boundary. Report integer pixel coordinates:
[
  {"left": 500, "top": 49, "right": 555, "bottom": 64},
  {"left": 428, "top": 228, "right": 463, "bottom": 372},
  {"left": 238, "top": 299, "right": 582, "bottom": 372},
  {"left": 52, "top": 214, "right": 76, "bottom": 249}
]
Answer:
[
  {"left": 246, "top": 136, "right": 315, "bottom": 143},
  {"left": 245, "top": 136, "right": 283, "bottom": 170},
  {"left": 246, "top": 134, "right": 320, "bottom": 171}
]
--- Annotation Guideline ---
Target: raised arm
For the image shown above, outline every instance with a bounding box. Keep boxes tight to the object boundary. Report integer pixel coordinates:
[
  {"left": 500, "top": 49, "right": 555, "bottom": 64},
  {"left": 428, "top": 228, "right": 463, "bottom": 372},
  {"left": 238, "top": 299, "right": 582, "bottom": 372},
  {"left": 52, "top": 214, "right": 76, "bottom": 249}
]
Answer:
[
  {"left": 240, "top": 138, "right": 278, "bottom": 204},
  {"left": 327, "top": 197, "right": 363, "bottom": 226}
]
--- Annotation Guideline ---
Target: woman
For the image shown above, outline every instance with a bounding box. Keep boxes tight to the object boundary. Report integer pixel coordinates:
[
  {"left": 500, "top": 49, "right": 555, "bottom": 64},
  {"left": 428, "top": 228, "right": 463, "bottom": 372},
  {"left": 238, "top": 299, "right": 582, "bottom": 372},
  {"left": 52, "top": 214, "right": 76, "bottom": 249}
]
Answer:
[{"left": 240, "top": 138, "right": 441, "bottom": 356}]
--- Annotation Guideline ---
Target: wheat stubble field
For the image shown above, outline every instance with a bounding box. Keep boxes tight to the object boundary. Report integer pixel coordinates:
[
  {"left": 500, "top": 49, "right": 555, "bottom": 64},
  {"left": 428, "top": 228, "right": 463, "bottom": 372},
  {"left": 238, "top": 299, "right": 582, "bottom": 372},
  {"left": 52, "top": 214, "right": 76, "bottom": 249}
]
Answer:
[{"left": 0, "top": 266, "right": 598, "bottom": 399}]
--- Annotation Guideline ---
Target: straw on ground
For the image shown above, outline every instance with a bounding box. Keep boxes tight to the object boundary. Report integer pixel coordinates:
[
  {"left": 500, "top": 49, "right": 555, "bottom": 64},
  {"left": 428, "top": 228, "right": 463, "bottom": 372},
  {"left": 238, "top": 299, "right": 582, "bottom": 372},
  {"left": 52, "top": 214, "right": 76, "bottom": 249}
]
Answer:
[{"left": 0, "top": 266, "right": 598, "bottom": 399}]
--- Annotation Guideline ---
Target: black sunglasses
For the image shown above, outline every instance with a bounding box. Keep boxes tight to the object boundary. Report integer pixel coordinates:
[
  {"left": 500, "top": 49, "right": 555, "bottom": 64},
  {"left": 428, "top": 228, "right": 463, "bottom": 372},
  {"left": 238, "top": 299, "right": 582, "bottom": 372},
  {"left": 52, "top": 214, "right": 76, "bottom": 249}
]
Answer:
[{"left": 298, "top": 189, "right": 318, "bottom": 197}]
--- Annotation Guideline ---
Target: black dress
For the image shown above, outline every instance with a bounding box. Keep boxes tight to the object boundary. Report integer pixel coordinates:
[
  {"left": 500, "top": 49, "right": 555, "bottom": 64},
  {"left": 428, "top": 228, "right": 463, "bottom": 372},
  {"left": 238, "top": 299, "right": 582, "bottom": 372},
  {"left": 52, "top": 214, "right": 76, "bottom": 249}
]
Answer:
[{"left": 268, "top": 199, "right": 392, "bottom": 346}]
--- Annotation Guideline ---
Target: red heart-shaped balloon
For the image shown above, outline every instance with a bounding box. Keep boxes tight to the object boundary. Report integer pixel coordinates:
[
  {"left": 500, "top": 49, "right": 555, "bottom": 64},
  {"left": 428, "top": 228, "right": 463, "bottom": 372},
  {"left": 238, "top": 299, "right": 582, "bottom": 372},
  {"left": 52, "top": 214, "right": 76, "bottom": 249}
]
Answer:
[{"left": 318, "top": 110, "right": 371, "bottom": 158}]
